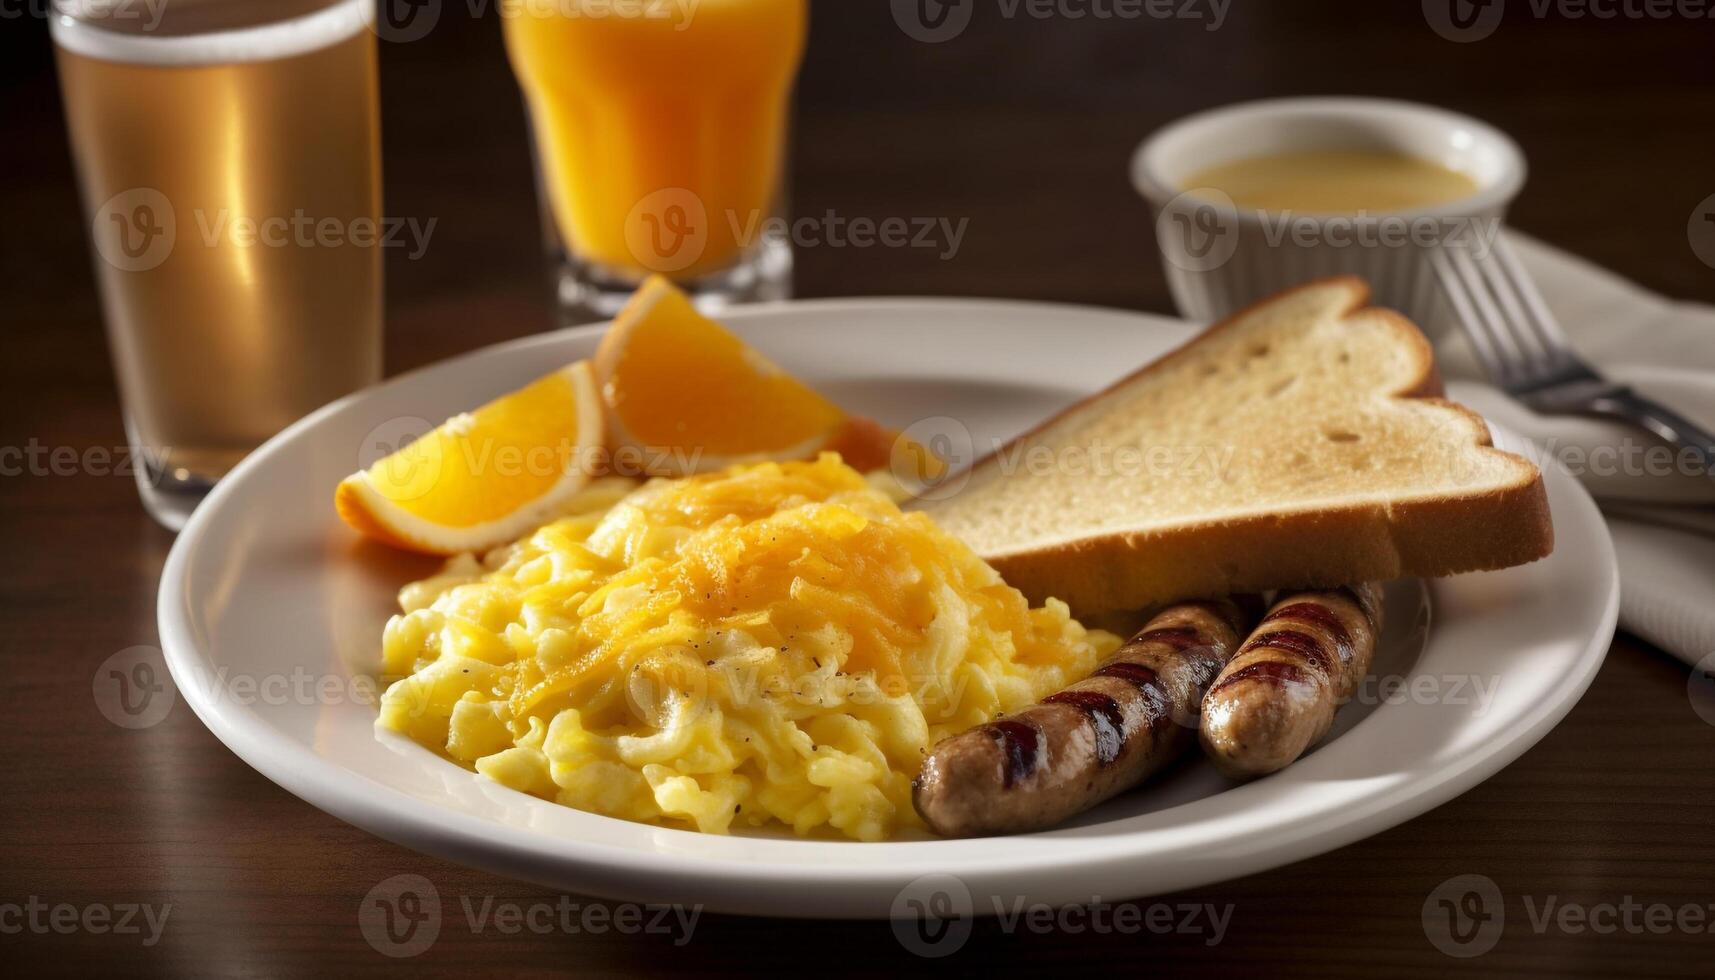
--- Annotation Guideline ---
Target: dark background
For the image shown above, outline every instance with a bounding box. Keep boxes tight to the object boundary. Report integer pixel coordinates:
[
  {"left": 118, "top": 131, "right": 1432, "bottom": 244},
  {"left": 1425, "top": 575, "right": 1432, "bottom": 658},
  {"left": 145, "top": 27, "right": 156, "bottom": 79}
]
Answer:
[{"left": 5, "top": 1, "right": 1715, "bottom": 975}]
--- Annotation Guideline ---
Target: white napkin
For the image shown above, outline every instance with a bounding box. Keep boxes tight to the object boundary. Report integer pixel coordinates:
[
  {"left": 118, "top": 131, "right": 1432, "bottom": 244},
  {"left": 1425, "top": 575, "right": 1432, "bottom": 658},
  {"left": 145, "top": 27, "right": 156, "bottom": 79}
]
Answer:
[{"left": 1439, "top": 233, "right": 1715, "bottom": 665}]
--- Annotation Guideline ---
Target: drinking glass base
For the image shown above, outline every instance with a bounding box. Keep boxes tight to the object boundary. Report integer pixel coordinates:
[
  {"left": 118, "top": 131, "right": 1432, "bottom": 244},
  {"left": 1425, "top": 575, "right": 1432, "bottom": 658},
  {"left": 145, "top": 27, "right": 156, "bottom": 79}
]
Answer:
[
  {"left": 135, "top": 460, "right": 215, "bottom": 532},
  {"left": 554, "top": 238, "right": 793, "bottom": 325}
]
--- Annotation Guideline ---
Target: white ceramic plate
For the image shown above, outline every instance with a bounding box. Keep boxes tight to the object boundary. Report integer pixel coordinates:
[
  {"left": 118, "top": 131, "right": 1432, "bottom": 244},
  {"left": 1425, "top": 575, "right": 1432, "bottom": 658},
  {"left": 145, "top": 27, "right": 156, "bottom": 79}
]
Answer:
[{"left": 158, "top": 299, "right": 1618, "bottom": 918}]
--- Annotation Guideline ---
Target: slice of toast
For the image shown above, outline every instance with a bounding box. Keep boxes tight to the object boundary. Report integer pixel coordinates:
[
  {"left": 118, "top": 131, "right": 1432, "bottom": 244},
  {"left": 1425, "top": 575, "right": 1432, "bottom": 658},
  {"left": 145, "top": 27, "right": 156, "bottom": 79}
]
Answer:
[{"left": 920, "top": 277, "right": 1553, "bottom": 615}]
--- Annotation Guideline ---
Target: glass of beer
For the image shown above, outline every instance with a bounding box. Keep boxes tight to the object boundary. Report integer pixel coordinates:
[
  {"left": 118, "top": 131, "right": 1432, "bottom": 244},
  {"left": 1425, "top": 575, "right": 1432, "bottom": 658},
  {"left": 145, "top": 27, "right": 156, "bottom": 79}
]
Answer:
[
  {"left": 502, "top": 0, "right": 807, "bottom": 318},
  {"left": 53, "top": 0, "right": 383, "bottom": 530}
]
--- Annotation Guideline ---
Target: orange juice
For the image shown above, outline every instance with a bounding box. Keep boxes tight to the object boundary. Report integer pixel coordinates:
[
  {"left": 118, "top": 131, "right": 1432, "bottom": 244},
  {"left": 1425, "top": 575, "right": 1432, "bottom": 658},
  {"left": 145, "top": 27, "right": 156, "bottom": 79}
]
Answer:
[{"left": 503, "top": 0, "right": 807, "bottom": 281}]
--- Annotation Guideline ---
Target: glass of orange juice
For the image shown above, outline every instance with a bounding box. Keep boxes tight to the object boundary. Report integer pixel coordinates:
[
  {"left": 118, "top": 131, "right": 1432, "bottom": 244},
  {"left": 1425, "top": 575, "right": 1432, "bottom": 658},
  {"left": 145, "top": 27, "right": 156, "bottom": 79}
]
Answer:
[{"left": 503, "top": 0, "right": 807, "bottom": 317}]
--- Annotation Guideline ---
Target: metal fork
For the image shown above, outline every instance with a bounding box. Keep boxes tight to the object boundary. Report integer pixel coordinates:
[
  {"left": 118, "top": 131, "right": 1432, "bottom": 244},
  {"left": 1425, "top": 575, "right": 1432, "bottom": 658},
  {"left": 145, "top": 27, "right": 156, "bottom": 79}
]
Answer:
[{"left": 1433, "top": 234, "right": 1715, "bottom": 477}]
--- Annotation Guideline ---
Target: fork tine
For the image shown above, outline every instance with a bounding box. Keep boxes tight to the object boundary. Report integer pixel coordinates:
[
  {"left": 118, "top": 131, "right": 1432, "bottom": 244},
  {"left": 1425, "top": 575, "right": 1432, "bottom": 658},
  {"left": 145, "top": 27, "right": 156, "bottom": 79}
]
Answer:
[
  {"left": 1489, "top": 234, "right": 1578, "bottom": 364},
  {"left": 1430, "top": 247, "right": 1509, "bottom": 384},
  {"left": 1452, "top": 245, "right": 1542, "bottom": 385},
  {"left": 1435, "top": 245, "right": 1522, "bottom": 386},
  {"left": 1472, "top": 239, "right": 1557, "bottom": 377}
]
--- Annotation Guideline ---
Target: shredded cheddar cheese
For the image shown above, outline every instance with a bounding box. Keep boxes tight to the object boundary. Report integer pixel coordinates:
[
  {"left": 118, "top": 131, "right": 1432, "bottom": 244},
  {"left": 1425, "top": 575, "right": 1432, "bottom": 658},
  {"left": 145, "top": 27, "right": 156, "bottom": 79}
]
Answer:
[{"left": 377, "top": 454, "right": 1116, "bottom": 840}]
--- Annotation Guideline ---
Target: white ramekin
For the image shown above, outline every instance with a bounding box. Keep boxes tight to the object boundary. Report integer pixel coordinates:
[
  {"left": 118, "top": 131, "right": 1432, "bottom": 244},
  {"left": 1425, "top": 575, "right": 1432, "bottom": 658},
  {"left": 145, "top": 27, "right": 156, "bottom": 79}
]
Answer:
[{"left": 1131, "top": 97, "right": 1526, "bottom": 340}]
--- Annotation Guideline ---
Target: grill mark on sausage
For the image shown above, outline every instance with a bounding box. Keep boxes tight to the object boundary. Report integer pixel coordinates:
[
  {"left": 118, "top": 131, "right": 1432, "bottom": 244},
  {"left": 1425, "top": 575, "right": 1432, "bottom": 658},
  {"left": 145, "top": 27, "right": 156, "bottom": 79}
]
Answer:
[
  {"left": 1093, "top": 660, "right": 1159, "bottom": 690},
  {"left": 1210, "top": 659, "right": 1312, "bottom": 692},
  {"left": 1042, "top": 690, "right": 1126, "bottom": 766},
  {"left": 984, "top": 719, "right": 1040, "bottom": 789},
  {"left": 1092, "top": 661, "right": 1171, "bottom": 731},
  {"left": 1240, "top": 628, "right": 1332, "bottom": 675},
  {"left": 1268, "top": 601, "right": 1355, "bottom": 668}
]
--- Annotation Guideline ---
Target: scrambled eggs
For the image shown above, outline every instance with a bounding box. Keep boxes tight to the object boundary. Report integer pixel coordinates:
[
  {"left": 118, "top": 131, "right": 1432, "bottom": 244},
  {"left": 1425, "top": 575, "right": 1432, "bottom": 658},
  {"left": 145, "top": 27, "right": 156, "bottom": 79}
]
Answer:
[{"left": 377, "top": 455, "right": 1116, "bottom": 840}]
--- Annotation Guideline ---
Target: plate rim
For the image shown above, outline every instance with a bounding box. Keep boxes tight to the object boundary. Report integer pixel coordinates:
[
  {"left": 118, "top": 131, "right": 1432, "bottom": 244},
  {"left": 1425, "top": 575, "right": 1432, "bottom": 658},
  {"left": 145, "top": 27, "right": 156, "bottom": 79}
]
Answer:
[{"left": 156, "top": 296, "right": 1620, "bottom": 917}]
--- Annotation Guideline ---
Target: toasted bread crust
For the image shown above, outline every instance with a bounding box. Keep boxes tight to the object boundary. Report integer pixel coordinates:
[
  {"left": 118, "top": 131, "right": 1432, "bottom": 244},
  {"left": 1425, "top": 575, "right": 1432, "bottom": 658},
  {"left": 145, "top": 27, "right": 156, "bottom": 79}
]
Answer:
[{"left": 928, "top": 277, "right": 1554, "bottom": 615}]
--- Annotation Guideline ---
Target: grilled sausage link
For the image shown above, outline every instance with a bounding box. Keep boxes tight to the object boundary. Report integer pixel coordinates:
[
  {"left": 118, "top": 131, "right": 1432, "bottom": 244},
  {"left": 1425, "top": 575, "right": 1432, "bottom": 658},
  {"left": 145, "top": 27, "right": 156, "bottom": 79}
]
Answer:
[
  {"left": 1199, "top": 583, "right": 1383, "bottom": 779},
  {"left": 912, "top": 597, "right": 1259, "bottom": 837}
]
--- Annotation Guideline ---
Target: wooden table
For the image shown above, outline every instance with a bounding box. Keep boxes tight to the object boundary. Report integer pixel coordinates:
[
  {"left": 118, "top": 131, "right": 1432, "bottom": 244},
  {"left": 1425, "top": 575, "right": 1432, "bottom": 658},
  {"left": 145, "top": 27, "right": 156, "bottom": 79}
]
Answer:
[{"left": 6, "top": 2, "right": 1714, "bottom": 975}]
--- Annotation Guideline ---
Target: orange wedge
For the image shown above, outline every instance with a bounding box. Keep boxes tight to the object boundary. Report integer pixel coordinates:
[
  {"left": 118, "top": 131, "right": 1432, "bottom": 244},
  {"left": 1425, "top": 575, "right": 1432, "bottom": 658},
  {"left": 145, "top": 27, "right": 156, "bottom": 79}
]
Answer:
[
  {"left": 593, "top": 276, "right": 848, "bottom": 476},
  {"left": 335, "top": 361, "right": 604, "bottom": 555}
]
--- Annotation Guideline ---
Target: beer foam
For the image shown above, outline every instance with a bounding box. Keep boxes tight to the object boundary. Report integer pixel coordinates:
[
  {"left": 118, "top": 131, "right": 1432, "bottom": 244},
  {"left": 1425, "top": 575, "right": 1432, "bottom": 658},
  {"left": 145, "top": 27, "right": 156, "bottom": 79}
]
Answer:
[{"left": 50, "top": 0, "right": 369, "bottom": 66}]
